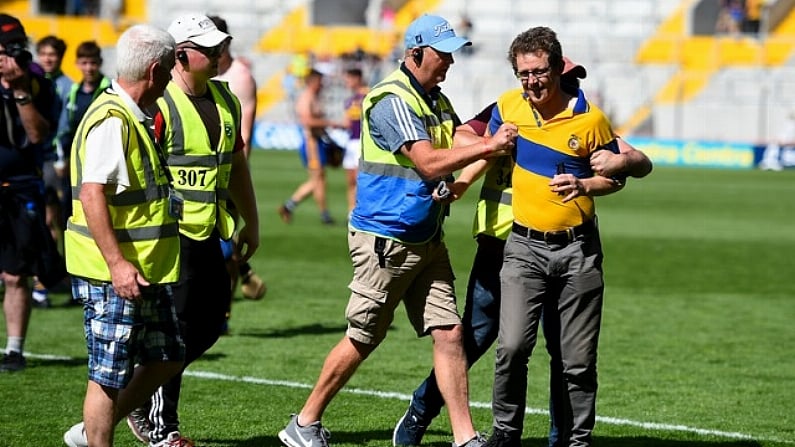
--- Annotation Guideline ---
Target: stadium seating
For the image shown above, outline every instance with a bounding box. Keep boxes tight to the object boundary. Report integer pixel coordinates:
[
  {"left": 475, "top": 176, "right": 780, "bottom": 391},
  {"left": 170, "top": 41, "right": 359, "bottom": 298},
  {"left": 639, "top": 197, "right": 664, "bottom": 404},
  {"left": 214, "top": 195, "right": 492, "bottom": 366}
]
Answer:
[
  {"left": 9, "top": 0, "right": 795, "bottom": 143},
  {"left": 429, "top": 0, "right": 795, "bottom": 143}
]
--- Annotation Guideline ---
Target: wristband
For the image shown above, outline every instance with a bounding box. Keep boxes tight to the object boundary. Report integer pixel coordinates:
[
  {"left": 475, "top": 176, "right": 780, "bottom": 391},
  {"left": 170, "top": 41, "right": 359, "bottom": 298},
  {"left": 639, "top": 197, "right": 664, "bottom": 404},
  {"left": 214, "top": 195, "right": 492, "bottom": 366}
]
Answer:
[{"left": 14, "top": 93, "right": 32, "bottom": 105}]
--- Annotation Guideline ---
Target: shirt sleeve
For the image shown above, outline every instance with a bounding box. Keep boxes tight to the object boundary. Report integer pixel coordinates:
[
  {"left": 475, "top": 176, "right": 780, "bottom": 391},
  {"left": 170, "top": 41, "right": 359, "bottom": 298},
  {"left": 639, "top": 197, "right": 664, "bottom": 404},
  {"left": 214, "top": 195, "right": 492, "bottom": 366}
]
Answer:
[
  {"left": 368, "top": 93, "right": 430, "bottom": 154},
  {"left": 150, "top": 105, "right": 165, "bottom": 146},
  {"left": 81, "top": 116, "right": 130, "bottom": 194},
  {"left": 488, "top": 102, "right": 504, "bottom": 137},
  {"left": 466, "top": 102, "right": 496, "bottom": 137}
]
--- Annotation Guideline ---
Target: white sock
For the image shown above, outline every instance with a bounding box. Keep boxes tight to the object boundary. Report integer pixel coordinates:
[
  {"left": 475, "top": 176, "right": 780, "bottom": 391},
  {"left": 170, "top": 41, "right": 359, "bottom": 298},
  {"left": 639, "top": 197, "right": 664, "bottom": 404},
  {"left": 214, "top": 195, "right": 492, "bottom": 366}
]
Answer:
[{"left": 6, "top": 336, "right": 24, "bottom": 354}]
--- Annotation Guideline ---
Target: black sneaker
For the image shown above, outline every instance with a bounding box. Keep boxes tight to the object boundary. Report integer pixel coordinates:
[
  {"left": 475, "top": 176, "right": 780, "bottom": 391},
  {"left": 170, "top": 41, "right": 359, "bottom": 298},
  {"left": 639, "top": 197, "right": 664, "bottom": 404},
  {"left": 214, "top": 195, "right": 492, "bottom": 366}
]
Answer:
[
  {"left": 393, "top": 400, "right": 429, "bottom": 446},
  {"left": 0, "top": 351, "right": 26, "bottom": 372},
  {"left": 454, "top": 433, "right": 487, "bottom": 447},
  {"left": 484, "top": 429, "right": 520, "bottom": 447},
  {"left": 277, "top": 205, "right": 293, "bottom": 224},
  {"left": 32, "top": 296, "right": 52, "bottom": 308},
  {"left": 321, "top": 214, "right": 335, "bottom": 225}
]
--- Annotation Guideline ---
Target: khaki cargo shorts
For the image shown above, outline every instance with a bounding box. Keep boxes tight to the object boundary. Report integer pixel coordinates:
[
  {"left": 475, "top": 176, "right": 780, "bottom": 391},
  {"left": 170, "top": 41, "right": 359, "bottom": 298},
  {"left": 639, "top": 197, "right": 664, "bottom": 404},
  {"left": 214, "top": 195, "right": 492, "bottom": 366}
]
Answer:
[{"left": 345, "top": 230, "right": 461, "bottom": 345}]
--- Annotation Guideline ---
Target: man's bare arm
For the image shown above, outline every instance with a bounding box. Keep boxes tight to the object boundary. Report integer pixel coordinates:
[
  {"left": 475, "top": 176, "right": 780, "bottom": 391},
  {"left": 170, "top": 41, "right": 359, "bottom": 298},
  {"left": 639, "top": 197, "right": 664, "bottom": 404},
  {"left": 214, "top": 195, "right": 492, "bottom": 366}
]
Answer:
[
  {"left": 80, "top": 183, "right": 148, "bottom": 299},
  {"left": 448, "top": 123, "right": 495, "bottom": 199},
  {"left": 590, "top": 138, "right": 653, "bottom": 179},
  {"left": 231, "top": 72, "right": 257, "bottom": 158},
  {"left": 401, "top": 123, "right": 516, "bottom": 180},
  {"left": 228, "top": 151, "right": 260, "bottom": 262}
]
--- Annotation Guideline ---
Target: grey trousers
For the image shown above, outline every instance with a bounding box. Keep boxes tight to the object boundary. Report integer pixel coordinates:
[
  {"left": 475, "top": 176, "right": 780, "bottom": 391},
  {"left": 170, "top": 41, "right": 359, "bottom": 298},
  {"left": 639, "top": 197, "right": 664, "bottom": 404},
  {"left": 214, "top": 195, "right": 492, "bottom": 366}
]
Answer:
[{"left": 493, "top": 229, "right": 604, "bottom": 447}]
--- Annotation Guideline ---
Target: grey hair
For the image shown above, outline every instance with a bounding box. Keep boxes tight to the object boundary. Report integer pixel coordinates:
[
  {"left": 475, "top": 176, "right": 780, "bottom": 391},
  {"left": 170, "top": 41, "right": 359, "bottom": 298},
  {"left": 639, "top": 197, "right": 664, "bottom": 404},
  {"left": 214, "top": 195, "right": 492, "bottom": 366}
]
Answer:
[{"left": 115, "top": 24, "right": 175, "bottom": 81}]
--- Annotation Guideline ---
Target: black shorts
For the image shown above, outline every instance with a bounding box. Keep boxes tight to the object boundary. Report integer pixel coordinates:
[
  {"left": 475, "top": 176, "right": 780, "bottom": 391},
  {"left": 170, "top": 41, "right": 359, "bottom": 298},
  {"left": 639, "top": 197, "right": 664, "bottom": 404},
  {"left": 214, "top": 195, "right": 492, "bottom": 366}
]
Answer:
[
  {"left": 171, "top": 232, "right": 231, "bottom": 327},
  {"left": 0, "top": 183, "right": 48, "bottom": 276}
]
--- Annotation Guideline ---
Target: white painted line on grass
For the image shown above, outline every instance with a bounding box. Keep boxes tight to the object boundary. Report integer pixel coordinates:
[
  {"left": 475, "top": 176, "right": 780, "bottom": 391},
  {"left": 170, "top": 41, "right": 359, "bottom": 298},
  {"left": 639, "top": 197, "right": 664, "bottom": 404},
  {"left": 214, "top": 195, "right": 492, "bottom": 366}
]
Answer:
[
  {"left": 26, "top": 353, "right": 791, "bottom": 444},
  {"left": 183, "top": 370, "right": 791, "bottom": 444},
  {"left": 26, "top": 352, "right": 74, "bottom": 361}
]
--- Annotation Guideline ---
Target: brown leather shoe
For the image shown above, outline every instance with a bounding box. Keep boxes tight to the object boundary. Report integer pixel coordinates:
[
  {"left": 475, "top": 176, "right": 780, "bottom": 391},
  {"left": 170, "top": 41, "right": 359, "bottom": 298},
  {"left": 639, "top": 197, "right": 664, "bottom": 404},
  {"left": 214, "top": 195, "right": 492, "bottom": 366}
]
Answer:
[
  {"left": 277, "top": 205, "right": 292, "bottom": 223},
  {"left": 241, "top": 270, "right": 267, "bottom": 300}
]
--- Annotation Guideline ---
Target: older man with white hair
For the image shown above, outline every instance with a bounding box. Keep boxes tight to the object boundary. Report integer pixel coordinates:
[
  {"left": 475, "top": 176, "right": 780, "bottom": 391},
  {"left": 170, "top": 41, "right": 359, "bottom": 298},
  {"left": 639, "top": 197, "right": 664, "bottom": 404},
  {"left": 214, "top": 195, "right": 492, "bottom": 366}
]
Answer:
[{"left": 62, "top": 24, "right": 181, "bottom": 447}]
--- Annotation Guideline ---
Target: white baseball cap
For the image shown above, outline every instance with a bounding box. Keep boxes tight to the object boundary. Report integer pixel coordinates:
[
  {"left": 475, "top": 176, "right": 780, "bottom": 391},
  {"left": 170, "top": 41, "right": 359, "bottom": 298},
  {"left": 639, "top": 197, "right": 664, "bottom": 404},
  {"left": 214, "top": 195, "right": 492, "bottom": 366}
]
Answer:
[{"left": 168, "top": 13, "right": 230, "bottom": 47}]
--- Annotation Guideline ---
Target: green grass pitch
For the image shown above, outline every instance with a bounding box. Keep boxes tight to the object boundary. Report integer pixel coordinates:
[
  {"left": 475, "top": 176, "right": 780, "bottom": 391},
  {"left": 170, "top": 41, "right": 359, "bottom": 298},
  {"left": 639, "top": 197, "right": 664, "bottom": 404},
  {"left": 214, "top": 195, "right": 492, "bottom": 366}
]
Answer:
[{"left": 1, "top": 150, "right": 793, "bottom": 446}]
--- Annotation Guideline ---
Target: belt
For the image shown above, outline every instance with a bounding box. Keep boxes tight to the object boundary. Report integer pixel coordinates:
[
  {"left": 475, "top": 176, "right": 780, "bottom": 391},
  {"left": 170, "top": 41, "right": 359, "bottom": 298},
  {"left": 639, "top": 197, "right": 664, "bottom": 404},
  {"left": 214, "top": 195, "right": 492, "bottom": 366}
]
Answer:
[{"left": 512, "top": 219, "right": 595, "bottom": 245}]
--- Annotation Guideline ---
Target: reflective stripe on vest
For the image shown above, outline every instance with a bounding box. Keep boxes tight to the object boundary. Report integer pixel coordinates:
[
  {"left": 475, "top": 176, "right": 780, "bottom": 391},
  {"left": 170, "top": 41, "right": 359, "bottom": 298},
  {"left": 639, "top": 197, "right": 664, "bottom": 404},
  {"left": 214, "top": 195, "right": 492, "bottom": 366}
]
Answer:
[
  {"left": 158, "top": 80, "right": 239, "bottom": 240},
  {"left": 64, "top": 91, "right": 179, "bottom": 284},
  {"left": 67, "top": 221, "right": 180, "bottom": 243},
  {"left": 479, "top": 186, "right": 512, "bottom": 205}
]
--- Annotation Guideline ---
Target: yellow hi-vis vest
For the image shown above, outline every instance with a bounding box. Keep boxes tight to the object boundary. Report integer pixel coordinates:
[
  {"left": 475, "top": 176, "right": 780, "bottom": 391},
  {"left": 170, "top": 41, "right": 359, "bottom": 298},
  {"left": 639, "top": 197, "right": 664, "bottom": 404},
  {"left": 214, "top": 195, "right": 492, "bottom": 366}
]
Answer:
[
  {"left": 158, "top": 81, "right": 240, "bottom": 241},
  {"left": 352, "top": 68, "right": 456, "bottom": 243},
  {"left": 473, "top": 156, "right": 514, "bottom": 240},
  {"left": 65, "top": 91, "right": 180, "bottom": 284},
  {"left": 361, "top": 69, "right": 455, "bottom": 166}
]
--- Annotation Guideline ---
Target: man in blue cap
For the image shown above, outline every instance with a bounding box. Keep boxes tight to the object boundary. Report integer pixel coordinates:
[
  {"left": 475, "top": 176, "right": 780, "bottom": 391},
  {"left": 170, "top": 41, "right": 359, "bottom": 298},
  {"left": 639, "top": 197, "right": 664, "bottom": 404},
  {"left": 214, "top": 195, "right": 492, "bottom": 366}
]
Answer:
[{"left": 277, "top": 13, "right": 519, "bottom": 447}]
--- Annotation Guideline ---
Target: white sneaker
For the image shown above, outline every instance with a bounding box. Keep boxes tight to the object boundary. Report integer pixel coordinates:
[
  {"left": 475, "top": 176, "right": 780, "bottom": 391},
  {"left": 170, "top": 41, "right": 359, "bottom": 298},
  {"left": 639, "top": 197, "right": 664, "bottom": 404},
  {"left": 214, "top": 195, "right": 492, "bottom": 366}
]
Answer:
[
  {"left": 63, "top": 422, "right": 87, "bottom": 447},
  {"left": 150, "top": 431, "right": 194, "bottom": 447},
  {"left": 759, "top": 160, "right": 783, "bottom": 171}
]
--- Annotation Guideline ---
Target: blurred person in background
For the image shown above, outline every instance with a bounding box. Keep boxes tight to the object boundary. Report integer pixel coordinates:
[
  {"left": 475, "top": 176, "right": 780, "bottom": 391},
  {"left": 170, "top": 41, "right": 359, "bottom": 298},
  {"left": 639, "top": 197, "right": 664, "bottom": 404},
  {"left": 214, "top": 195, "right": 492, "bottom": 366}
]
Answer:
[
  {"left": 209, "top": 15, "right": 266, "bottom": 302},
  {"left": 209, "top": 15, "right": 256, "bottom": 159},
  {"left": 759, "top": 111, "right": 795, "bottom": 171},
  {"left": 61, "top": 44, "right": 110, "bottom": 246},
  {"left": 715, "top": 0, "right": 744, "bottom": 35},
  {"left": 32, "top": 34, "right": 73, "bottom": 308},
  {"left": 0, "top": 14, "right": 60, "bottom": 371},
  {"left": 58, "top": 41, "right": 111, "bottom": 166},
  {"left": 36, "top": 35, "right": 72, "bottom": 110},
  {"left": 54, "top": 41, "right": 111, "bottom": 308},
  {"left": 277, "top": 68, "right": 345, "bottom": 225},
  {"left": 341, "top": 67, "right": 368, "bottom": 216},
  {"left": 742, "top": 0, "right": 764, "bottom": 34}
]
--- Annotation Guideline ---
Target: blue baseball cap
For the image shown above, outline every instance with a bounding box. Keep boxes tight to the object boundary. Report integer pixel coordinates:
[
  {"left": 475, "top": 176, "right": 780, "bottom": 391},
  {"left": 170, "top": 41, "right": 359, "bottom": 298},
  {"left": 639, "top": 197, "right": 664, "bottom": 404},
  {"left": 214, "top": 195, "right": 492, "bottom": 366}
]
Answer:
[{"left": 404, "top": 14, "right": 471, "bottom": 53}]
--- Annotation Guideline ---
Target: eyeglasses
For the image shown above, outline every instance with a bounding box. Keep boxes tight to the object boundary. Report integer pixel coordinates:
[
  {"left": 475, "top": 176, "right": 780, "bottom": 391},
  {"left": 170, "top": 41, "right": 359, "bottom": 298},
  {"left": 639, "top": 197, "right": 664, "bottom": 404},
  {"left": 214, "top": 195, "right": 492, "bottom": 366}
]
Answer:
[
  {"left": 515, "top": 66, "right": 551, "bottom": 81},
  {"left": 182, "top": 44, "right": 224, "bottom": 59}
]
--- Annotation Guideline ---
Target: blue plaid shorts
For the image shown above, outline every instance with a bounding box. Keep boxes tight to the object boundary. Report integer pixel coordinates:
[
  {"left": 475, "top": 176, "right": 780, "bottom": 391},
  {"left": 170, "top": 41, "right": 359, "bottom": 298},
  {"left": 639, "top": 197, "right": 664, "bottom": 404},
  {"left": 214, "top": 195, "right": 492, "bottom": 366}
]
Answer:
[{"left": 72, "top": 277, "right": 185, "bottom": 389}]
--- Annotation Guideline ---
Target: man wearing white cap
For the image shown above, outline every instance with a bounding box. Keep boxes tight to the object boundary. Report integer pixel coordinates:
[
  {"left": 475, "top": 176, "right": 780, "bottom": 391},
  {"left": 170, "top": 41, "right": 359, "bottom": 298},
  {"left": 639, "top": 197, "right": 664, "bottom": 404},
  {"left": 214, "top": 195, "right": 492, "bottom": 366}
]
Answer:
[
  {"left": 278, "top": 14, "right": 518, "bottom": 447},
  {"left": 125, "top": 13, "right": 260, "bottom": 447}
]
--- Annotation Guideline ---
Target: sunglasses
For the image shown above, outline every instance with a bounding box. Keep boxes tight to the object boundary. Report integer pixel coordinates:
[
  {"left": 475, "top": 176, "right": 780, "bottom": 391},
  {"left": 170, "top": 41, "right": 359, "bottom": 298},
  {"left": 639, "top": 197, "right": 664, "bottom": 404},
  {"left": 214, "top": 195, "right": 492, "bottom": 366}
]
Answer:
[{"left": 181, "top": 44, "right": 224, "bottom": 59}]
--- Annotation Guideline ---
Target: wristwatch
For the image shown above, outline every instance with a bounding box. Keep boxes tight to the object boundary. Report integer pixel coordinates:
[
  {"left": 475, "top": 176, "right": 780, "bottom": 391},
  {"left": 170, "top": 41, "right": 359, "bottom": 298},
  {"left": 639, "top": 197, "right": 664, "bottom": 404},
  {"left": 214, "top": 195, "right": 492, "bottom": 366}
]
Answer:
[{"left": 13, "top": 92, "right": 32, "bottom": 105}]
